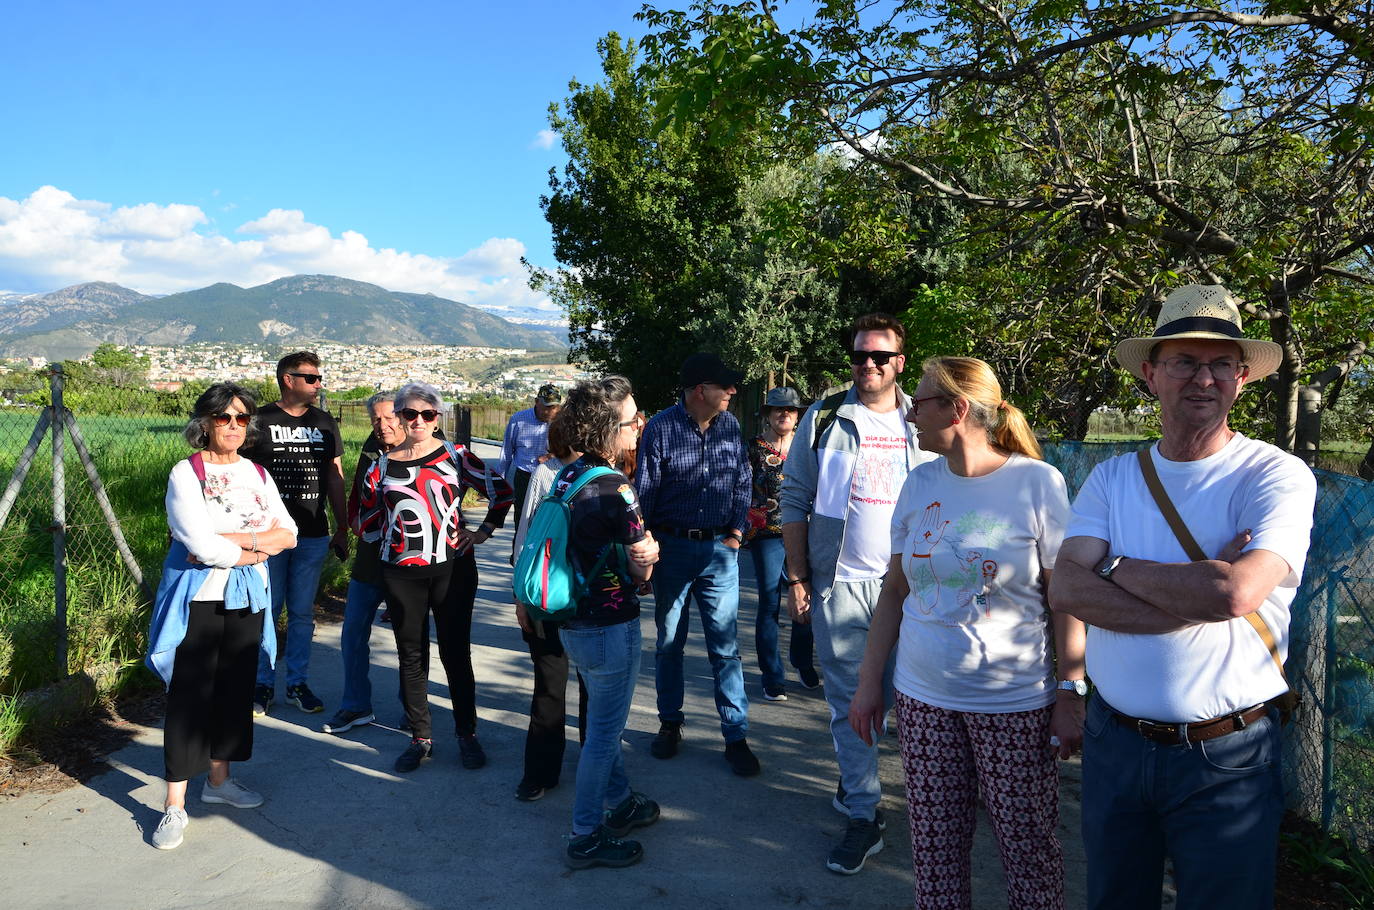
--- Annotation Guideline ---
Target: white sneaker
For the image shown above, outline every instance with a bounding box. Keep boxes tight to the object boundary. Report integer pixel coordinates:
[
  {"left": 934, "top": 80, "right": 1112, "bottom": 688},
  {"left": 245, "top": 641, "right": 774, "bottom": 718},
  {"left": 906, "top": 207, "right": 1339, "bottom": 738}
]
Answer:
[
  {"left": 201, "top": 777, "right": 264, "bottom": 809},
  {"left": 152, "top": 806, "right": 188, "bottom": 850}
]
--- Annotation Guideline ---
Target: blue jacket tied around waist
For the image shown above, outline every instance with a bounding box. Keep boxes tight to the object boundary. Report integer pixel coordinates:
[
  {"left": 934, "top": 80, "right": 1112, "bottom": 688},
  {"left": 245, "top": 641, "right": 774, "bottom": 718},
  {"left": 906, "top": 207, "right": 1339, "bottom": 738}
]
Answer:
[{"left": 145, "top": 538, "right": 276, "bottom": 688}]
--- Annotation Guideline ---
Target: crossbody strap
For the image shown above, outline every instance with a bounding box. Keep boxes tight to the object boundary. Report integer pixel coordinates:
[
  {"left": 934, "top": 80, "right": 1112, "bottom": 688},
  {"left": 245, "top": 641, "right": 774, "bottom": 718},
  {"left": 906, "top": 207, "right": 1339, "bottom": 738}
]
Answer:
[{"left": 1136, "top": 447, "right": 1287, "bottom": 683}]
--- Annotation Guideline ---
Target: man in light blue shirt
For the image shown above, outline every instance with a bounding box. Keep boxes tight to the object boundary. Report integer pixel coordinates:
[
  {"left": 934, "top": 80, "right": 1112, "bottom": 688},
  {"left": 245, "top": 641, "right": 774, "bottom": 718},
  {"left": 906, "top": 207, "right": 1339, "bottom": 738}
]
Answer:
[{"left": 501, "top": 383, "right": 563, "bottom": 556}]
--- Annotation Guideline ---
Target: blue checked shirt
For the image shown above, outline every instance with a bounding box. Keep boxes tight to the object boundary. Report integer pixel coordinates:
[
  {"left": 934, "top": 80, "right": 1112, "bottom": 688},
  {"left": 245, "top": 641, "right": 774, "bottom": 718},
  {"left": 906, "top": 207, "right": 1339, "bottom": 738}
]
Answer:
[
  {"left": 635, "top": 403, "right": 752, "bottom": 533},
  {"left": 500, "top": 407, "right": 549, "bottom": 483}
]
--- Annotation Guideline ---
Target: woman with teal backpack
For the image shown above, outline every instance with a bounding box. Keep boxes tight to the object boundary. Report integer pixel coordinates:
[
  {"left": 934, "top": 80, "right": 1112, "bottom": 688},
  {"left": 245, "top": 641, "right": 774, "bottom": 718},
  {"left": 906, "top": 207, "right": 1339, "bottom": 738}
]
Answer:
[{"left": 551, "top": 376, "right": 661, "bottom": 869}]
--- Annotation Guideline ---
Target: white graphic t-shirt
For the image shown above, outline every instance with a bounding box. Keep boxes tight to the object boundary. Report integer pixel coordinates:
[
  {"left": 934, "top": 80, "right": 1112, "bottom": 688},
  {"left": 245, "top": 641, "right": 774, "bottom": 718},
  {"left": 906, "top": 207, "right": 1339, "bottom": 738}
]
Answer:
[
  {"left": 834, "top": 404, "right": 911, "bottom": 581},
  {"left": 890, "top": 454, "right": 1070, "bottom": 713}
]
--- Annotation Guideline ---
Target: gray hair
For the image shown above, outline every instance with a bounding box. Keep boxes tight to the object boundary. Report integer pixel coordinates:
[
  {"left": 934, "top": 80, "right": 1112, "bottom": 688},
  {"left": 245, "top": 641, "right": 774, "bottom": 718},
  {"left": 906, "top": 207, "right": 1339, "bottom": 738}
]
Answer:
[
  {"left": 394, "top": 381, "right": 446, "bottom": 413},
  {"left": 365, "top": 391, "right": 396, "bottom": 417}
]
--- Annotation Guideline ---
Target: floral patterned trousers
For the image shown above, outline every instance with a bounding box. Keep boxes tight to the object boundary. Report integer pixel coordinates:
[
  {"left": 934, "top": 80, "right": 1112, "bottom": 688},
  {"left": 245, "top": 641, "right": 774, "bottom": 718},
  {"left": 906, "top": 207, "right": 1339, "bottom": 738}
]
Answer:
[{"left": 895, "top": 692, "right": 1063, "bottom": 910}]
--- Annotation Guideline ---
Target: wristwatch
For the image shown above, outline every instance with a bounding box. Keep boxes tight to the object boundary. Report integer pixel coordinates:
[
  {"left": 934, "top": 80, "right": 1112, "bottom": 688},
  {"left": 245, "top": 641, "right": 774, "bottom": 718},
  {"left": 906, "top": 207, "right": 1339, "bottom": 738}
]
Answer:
[
  {"left": 1095, "top": 554, "right": 1126, "bottom": 581},
  {"left": 1057, "top": 679, "right": 1088, "bottom": 697}
]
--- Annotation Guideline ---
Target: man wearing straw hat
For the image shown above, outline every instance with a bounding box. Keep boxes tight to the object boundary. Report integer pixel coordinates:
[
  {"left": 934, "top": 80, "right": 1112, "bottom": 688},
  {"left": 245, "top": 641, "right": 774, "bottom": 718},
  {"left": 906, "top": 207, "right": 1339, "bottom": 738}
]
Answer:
[{"left": 1052, "top": 285, "right": 1317, "bottom": 910}]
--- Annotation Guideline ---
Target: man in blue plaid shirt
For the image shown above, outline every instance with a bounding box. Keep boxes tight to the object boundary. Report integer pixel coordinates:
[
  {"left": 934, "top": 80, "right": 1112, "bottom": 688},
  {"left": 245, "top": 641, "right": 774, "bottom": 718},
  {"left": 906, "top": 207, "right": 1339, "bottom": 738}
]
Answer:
[{"left": 636, "top": 352, "right": 759, "bottom": 776}]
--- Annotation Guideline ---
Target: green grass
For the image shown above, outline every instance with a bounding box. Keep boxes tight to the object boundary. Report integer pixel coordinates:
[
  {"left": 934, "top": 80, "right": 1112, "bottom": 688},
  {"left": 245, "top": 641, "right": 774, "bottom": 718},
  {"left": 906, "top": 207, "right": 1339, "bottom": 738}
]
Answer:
[{"left": 0, "top": 409, "right": 372, "bottom": 753}]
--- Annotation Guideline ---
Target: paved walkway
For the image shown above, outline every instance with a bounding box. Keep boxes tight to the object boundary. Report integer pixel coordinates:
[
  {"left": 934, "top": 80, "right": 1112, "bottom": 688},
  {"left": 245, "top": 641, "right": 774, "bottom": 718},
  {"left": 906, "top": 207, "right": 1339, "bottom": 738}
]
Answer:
[{"left": 0, "top": 446, "right": 1088, "bottom": 910}]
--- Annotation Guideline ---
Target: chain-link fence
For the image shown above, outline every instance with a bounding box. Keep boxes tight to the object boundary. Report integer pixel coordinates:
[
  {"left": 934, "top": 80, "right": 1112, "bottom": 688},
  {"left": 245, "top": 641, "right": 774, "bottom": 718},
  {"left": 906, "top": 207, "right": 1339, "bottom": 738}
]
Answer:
[
  {"left": 3, "top": 377, "right": 1372, "bottom": 846},
  {"left": 1045, "top": 441, "right": 1374, "bottom": 850}
]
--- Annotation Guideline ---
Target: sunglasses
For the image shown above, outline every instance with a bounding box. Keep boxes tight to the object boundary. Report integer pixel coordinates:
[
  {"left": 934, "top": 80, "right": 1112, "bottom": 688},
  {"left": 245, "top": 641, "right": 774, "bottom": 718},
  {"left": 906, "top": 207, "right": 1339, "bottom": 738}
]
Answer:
[
  {"left": 211, "top": 412, "right": 251, "bottom": 428},
  {"left": 399, "top": 408, "right": 439, "bottom": 422},
  {"left": 288, "top": 372, "right": 322, "bottom": 384},
  {"left": 849, "top": 349, "right": 901, "bottom": 367}
]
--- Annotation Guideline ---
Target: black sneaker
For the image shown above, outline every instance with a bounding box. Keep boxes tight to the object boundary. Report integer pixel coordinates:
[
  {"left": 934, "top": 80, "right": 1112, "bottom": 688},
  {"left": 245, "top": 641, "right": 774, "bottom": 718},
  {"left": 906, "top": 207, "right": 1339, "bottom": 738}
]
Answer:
[
  {"left": 650, "top": 721, "right": 682, "bottom": 759},
  {"left": 762, "top": 687, "right": 788, "bottom": 702},
  {"left": 286, "top": 683, "right": 324, "bottom": 714},
  {"left": 252, "top": 684, "right": 273, "bottom": 717},
  {"left": 566, "top": 827, "right": 644, "bottom": 870},
  {"left": 321, "top": 708, "right": 374, "bottom": 734},
  {"left": 723, "top": 739, "right": 761, "bottom": 777},
  {"left": 515, "top": 779, "right": 554, "bottom": 802},
  {"left": 833, "top": 783, "right": 887, "bottom": 830},
  {"left": 603, "top": 791, "right": 660, "bottom": 837},
  {"left": 394, "top": 738, "right": 433, "bottom": 772},
  {"left": 826, "top": 817, "right": 884, "bottom": 875},
  {"left": 798, "top": 666, "right": 822, "bottom": 689},
  {"left": 458, "top": 733, "right": 487, "bottom": 770}
]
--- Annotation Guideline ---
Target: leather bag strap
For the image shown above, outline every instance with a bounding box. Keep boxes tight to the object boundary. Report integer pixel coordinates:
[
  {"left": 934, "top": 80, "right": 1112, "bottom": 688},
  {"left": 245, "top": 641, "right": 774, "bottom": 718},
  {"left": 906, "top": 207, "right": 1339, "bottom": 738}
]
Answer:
[{"left": 1135, "top": 447, "right": 1288, "bottom": 683}]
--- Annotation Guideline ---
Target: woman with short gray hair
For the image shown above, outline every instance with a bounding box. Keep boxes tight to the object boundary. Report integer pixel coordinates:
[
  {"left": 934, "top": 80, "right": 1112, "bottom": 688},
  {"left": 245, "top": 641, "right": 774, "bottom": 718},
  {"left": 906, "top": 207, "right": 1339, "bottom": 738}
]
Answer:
[{"left": 359, "top": 380, "right": 515, "bottom": 774}]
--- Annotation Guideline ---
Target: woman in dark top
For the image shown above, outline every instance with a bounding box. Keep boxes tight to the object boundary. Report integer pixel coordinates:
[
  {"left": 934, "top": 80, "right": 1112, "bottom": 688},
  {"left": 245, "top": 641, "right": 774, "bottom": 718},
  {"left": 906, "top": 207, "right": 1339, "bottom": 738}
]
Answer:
[
  {"left": 747, "top": 387, "right": 818, "bottom": 699},
  {"left": 555, "top": 376, "right": 660, "bottom": 870},
  {"left": 357, "top": 381, "right": 514, "bottom": 774}
]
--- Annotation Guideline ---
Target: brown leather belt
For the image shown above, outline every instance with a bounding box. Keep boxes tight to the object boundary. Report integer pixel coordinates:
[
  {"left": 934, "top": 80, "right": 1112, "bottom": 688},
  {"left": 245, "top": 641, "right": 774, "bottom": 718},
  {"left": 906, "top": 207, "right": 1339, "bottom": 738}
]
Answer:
[{"left": 1112, "top": 703, "right": 1271, "bottom": 746}]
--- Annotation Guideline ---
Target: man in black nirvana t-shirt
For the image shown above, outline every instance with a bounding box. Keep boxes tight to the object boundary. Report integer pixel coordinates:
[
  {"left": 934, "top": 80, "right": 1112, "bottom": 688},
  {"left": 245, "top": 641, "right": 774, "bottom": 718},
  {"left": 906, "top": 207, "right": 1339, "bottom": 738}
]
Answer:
[{"left": 241, "top": 351, "right": 346, "bottom": 717}]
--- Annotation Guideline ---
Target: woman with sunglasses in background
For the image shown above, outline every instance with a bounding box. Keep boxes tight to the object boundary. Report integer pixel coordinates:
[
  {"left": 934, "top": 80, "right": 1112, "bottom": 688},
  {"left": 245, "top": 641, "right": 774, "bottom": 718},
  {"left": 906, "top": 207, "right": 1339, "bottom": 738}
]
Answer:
[
  {"left": 146, "top": 382, "right": 298, "bottom": 850},
  {"left": 357, "top": 381, "right": 514, "bottom": 774}
]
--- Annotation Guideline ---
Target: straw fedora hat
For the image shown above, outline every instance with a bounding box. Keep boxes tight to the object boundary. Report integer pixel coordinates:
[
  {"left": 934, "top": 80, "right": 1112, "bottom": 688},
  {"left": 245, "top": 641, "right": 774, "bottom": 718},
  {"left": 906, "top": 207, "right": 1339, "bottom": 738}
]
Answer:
[{"left": 1114, "top": 284, "right": 1283, "bottom": 381}]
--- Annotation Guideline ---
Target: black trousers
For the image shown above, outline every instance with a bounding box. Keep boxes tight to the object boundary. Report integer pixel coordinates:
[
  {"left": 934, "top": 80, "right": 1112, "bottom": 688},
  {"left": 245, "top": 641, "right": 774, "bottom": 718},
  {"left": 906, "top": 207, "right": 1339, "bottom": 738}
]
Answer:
[
  {"left": 384, "top": 554, "right": 478, "bottom": 741},
  {"left": 509, "top": 468, "right": 532, "bottom": 562},
  {"left": 164, "top": 601, "right": 263, "bottom": 781},
  {"left": 522, "top": 619, "right": 588, "bottom": 787}
]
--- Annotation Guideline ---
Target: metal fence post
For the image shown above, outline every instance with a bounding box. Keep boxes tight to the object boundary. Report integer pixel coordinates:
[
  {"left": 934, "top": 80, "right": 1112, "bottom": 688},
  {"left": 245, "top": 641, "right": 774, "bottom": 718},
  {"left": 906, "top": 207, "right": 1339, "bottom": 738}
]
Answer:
[{"left": 49, "top": 364, "right": 68, "bottom": 679}]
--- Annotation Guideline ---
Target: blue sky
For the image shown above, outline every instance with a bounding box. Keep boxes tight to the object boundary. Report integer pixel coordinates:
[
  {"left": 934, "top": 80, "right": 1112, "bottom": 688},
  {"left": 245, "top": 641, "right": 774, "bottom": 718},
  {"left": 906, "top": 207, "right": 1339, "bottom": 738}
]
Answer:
[{"left": 0, "top": 0, "right": 649, "bottom": 314}]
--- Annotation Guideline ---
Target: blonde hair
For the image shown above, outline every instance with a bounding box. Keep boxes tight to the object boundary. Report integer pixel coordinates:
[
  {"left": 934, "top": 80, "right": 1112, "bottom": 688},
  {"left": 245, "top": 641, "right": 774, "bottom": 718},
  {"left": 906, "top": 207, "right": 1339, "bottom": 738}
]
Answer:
[{"left": 921, "top": 357, "right": 1041, "bottom": 460}]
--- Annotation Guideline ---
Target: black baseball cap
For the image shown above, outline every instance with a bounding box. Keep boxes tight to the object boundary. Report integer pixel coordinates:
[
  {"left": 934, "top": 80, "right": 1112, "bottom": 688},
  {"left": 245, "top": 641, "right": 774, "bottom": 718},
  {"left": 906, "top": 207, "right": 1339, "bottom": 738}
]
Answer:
[{"left": 680, "top": 352, "right": 744, "bottom": 389}]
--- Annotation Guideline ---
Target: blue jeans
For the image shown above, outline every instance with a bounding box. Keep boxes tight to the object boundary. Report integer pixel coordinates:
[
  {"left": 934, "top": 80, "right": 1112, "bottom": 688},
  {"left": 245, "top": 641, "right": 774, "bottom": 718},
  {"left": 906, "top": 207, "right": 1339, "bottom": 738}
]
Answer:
[
  {"left": 651, "top": 535, "right": 748, "bottom": 742},
  {"left": 256, "top": 534, "right": 331, "bottom": 688},
  {"left": 814, "top": 577, "right": 894, "bottom": 821},
  {"left": 560, "top": 620, "right": 640, "bottom": 835},
  {"left": 1082, "top": 695, "right": 1283, "bottom": 910},
  {"left": 748, "top": 536, "right": 815, "bottom": 691}
]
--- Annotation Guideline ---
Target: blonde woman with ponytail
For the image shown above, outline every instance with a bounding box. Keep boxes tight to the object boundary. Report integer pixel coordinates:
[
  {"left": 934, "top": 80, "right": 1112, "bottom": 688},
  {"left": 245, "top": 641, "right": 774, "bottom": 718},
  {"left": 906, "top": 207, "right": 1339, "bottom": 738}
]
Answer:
[{"left": 849, "top": 357, "right": 1084, "bottom": 910}]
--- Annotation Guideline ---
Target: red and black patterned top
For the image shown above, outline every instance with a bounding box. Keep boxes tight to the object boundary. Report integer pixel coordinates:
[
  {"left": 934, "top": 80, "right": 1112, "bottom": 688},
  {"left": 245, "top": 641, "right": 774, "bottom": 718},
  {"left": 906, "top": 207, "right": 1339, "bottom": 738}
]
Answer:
[{"left": 357, "top": 442, "right": 513, "bottom": 570}]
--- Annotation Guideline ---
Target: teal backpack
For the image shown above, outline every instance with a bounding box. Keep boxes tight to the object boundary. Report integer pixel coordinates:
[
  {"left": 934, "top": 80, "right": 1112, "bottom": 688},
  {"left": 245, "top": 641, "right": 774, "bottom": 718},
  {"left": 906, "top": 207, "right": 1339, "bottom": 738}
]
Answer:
[{"left": 512, "top": 465, "right": 622, "bottom": 623}]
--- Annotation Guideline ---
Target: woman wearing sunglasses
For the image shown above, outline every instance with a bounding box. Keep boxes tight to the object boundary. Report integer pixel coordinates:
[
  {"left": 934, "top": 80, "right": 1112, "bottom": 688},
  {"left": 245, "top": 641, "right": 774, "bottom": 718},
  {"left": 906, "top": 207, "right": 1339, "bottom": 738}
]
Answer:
[
  {"left": 146, "top": 382, "right": 298, "bottom": 850},
  {"left": 357, "top": 381, "right": 514, "bottom": 773},
  {"left": 849, "top": 358, "right": 1082, "bottom": 909}
]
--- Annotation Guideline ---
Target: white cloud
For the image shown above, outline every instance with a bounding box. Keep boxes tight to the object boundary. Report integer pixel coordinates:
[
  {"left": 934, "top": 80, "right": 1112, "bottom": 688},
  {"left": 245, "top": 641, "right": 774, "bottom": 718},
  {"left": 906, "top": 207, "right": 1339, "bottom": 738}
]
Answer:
[
  {"left": 0, "top": 186, "right": 559, "bottom": 315},
  {"left": 531, "top": 128, "right": 557, "bottom": 150}
]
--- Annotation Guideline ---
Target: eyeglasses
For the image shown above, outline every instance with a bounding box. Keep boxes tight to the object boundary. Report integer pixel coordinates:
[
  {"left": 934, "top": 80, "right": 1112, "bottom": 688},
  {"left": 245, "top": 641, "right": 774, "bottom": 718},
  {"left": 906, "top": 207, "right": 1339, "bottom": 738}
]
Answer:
[
  {"left": 399, "top": 408, "right": 439, "bottom": 422},
  {"left": 288, "top": 372, "right": 322, "bottom": 384},
  {"left": 849, "top": 350, "right": 901, "bottom": 367},
  {"left": 1155, "top": 356, "right": 1248, "bottom": 382},
  {"left": 618, "top": 419, "right": 638, "bottom": 428},
  {"left": 210, "top": 412, "right": 251, "bottom": 428},
  {"left": 911, "top": 395, "right": 947, "bottom": 414}
]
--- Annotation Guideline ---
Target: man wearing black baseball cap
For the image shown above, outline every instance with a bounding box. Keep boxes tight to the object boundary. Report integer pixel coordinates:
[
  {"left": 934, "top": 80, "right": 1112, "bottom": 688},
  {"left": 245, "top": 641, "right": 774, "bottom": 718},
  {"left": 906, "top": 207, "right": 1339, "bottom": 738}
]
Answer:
[{"left": 635, "top": 351, "right": 759, "bottom": 776}]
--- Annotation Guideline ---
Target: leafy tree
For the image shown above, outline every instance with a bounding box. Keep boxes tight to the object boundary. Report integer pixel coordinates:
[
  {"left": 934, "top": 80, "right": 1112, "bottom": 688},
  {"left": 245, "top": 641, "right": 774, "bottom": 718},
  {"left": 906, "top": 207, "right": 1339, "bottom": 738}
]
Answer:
[{"left": 641, "top": 0, "right": 1374, "bottom": 451}]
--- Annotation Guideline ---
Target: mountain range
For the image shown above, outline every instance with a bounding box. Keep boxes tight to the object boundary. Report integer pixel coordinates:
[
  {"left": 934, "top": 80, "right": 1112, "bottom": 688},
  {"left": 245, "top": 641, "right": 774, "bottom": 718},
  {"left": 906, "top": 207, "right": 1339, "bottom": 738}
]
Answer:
[{"left": 0, "top": 275, "right": 568, "bottom": 361}]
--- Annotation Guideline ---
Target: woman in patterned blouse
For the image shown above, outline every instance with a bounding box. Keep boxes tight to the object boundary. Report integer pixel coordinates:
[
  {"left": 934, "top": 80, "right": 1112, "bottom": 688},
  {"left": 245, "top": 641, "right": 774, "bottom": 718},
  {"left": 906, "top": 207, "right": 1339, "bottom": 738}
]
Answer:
[
  {"left": 358, "top": 381, "right": 514, "bottom": 774},
  {"left": 747, "top": 387, "right": 818, "bottom": 701}
]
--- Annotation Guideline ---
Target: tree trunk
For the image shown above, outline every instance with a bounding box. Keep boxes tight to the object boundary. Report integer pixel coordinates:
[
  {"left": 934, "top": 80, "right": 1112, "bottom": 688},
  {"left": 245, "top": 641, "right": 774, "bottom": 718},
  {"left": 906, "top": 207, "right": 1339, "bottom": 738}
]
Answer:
[
  {"left": 1270, "top": 309, "right": 1298, "bottom": 452},
  {"left": 1294, "top": 385, "right": 1322, "bottom": 466}
]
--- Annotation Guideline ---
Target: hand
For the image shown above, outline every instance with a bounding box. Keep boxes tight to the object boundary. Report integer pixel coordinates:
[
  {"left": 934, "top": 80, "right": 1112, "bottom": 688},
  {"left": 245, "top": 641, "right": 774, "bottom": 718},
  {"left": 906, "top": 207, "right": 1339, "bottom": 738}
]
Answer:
[
  {"left": 787, "top": 580, "right": 812, "bottom": 624},
  {"left": 1216, "top": 529, "right": 1251, "bottom": 563},
  {"left": 1050, "top": 694, "right": 1086, "bottom": 760},
  {"left": 848, "top": 677, "right": 886, "bottom": 746},
  {"left": 330, "top": 528, "right": 350, "bottom": 561},
  {"left": 629, "top": 532, "right": 659, "bottom": 566},
  {"left": 455, "top": 525, "right": 488, "bottom": 554},
  {"left": 721, "top": 533, "right": 742, "bottom": 550},
  {"left": 514, "top": 601, "right": 533, "bottom": 636}
]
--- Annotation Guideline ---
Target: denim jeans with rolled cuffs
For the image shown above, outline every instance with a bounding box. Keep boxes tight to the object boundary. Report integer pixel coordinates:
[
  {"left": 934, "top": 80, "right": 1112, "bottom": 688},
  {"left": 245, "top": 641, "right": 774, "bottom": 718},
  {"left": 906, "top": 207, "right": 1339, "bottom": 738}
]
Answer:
[
  {"left": 749, "top": 536, "right": 815, "bottom": 691},
  {"left": 257, "top": 534, "right": 331, "bottom": 688},
  {"left": 1082, "top": 694, "right": 1284, "bottom": 910},
  {"left": 814, "top": 577, "right": 895, "bottom": 822},
  {"left": 652, "top": 534, "right": 749, "bottom": 742},
  {"left": 560, "top": 620, "right": 641, "bottom": 835}
]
